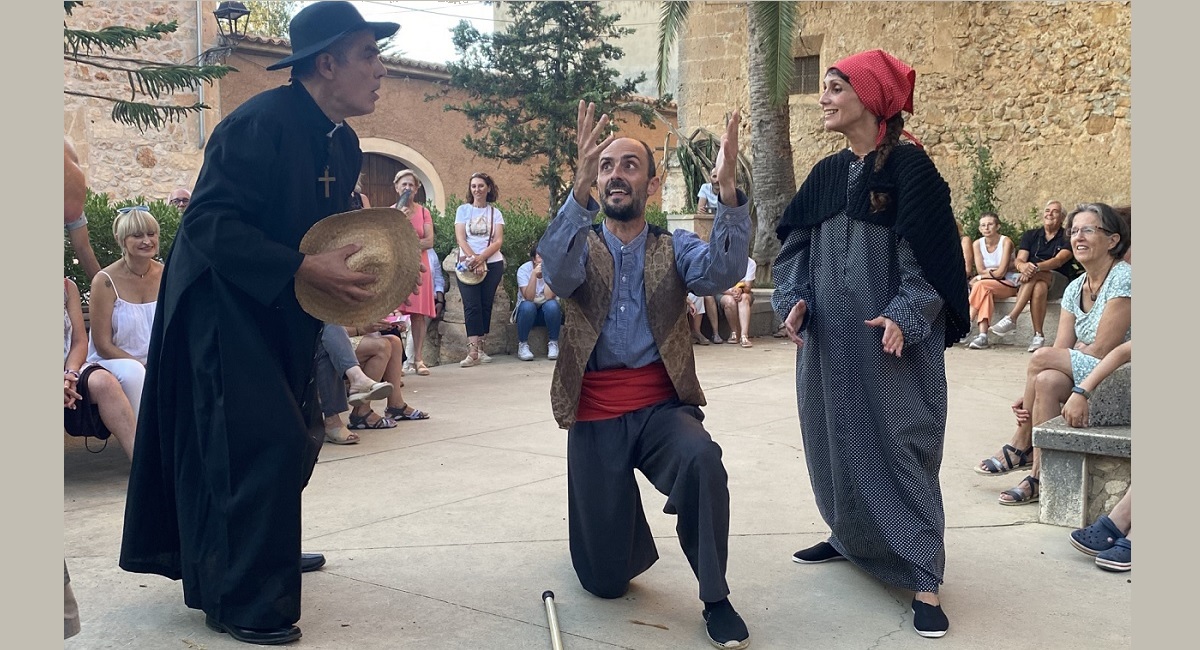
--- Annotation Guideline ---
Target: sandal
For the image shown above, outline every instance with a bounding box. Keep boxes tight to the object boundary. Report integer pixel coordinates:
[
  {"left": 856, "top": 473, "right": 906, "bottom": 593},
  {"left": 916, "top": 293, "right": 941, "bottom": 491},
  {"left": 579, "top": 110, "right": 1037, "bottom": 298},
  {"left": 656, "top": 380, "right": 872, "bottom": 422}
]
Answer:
[
  {"left": 1070, "top": 514, "right": 1125, "bottom": 557},
  {"left": 727, "top": 332, "right": 740, "bottom": 344},
  {"left": 416, "top": 361, "right": 430, "bottom": 376},
  {"left": 385, "top": 404, "right": 430, "bottom": 421},
  {"left": 999, "top": 474, "right": 1040, "bottom": 506},
  {"left": 347, "top": 411, "right": 397, "bottom": 430},
  {"left": 324, "top": 427, "right": 360, "bottom": 445},
  {"left": 974, "top": 444, "right": 1034, "bottom": 475},
  {"left": 348, "top": 381, "right": 393, "bottom": 407},
  {"left": 740, "top": 336, "right": 753, "bottom": 348},
  {"left": 461, "top": 341, "right": 482, "bottom": 367}
]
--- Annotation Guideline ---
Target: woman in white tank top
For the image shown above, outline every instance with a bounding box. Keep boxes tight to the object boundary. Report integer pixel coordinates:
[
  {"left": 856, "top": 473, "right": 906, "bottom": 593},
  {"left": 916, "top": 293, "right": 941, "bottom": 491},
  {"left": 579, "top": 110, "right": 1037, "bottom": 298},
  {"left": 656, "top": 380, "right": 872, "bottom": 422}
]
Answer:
[
  {"left": 86, "top": 206, "right": 163, "bottom": 418},
  {"left": 965, "top": 212, "right": 1019, "bottom": 348}
]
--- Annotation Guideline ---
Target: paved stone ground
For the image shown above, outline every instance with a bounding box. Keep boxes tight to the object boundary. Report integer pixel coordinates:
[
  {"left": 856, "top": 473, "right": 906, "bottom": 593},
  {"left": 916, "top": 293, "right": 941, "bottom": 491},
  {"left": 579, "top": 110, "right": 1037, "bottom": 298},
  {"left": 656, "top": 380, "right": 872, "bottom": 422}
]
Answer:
[{"left": 64, "top": 339, "right": 1131, "bottom": 649}]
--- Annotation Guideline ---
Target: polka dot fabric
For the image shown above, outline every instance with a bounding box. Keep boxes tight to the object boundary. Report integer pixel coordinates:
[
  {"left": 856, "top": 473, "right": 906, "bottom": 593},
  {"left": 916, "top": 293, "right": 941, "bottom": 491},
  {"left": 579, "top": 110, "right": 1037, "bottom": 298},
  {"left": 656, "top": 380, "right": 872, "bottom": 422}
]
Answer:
[{"left": 773, "top": 158, "right": 949, "bottom": 593}]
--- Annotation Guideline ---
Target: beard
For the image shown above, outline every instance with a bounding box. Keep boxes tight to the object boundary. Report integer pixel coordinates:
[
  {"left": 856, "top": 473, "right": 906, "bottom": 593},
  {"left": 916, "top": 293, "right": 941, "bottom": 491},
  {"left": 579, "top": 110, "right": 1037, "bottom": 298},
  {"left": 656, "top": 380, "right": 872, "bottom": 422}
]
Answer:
[{"left": 601, "top": 181, "right": 644, "bottom": 222}]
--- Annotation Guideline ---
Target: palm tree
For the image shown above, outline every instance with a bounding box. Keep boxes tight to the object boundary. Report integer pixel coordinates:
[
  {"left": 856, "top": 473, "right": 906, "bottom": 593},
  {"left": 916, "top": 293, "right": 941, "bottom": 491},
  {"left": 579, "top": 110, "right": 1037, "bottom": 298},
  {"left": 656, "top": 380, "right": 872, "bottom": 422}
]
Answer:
[{"left": 659, "top": 2, "right": 798, "bottom": 281}]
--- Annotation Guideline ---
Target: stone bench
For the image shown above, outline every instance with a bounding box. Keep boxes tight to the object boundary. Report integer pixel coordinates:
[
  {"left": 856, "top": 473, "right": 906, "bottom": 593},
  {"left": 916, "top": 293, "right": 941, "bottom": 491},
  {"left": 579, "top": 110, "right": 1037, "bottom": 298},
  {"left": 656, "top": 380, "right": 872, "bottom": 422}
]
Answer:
[{"left": 1032, "top": 362, "right": 1131, "bottom": 528}]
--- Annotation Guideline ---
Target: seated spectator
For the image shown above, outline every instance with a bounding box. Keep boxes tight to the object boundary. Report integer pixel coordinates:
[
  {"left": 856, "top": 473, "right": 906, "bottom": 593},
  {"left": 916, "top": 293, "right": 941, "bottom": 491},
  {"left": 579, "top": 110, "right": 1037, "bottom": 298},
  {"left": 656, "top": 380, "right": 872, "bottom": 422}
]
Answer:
[
  {"left": 719, "top": 257, "right": 757, "bottom": 348},
  {"left": 515, "top": 245, "right": 561, "bottom": 361},
  {"left": 65, "top": 277, "right": 136, "bottom": 459},
  {"left": 965, "top": 212, "right": 1020, "bottom": 349},
  {"left": 688, "top": 292, "right": 709, "bottom": 345},
  {"left": 696, "top": 169, "right": 720, "bottom": 215},
  {"left": 85, "top": 206, "right": 162, "bottom": 420},
  {"left": 65, "top": 137, "right": 101, "bottom": 281},
  {"left": 973, "top": 203, "right": 1130, "bottom": 508},
  {"left": 315, "top": 323, "right": 394, "bottom": 445},
  {"left": 1071, "top": 486, "right": 1132, "bottom": 572},
  {"left": 347, "top": 321, "right": 430, "bottom": 425},
  {"left": 988, "top": 200, "right": 1079, "bottom": 351},
  {"left": 167, "top": 187, "right": 191, "bottom": 211},
  {"left": 1062, "top": 340, "right": 1131, "bottom": 571}
]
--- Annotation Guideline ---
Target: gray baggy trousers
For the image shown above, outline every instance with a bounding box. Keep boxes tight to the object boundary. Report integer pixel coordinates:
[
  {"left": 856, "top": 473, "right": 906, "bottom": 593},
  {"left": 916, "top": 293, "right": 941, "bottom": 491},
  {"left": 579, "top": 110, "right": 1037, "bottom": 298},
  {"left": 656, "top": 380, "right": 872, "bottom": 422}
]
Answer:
[{"left": 566, "top": 399, "right": 731, "bottom": 603}]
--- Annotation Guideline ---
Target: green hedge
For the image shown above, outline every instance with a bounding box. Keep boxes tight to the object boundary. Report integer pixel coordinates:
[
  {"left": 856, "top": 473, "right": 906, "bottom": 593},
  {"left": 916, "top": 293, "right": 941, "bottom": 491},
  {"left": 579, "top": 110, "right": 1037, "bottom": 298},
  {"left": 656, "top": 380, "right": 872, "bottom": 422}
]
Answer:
[
  {"left": 64, "top": 190, "right": 182, "bottom": 301},
  {"left": 64, "top": 191, "right": 666, "bottom": 306}
]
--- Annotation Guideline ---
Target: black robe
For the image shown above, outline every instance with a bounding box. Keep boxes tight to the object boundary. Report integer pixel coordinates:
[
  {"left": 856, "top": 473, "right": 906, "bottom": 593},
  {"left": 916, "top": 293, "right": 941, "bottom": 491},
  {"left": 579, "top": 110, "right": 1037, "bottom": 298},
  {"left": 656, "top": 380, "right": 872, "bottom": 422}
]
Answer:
[{"left": 119, "top": 81, "right": 361, "bottom": 629}]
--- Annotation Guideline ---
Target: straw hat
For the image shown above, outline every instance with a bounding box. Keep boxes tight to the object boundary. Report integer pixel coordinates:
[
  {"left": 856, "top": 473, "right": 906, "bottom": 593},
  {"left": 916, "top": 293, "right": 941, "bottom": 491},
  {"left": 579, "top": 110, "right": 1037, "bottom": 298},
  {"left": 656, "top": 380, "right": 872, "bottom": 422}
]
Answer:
[{"left": 295, "top": 208, "right": 422, "bottom": 326}]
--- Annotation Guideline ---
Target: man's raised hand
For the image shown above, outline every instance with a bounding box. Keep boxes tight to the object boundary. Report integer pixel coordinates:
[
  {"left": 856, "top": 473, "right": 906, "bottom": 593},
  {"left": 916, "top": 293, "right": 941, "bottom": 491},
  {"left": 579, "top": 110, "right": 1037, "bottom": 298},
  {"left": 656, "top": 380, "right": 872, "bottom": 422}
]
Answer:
[
  {"left": 572, "top": 100, "right": 615, "bottom": 207},
  {"left": 714, "top": 110, "right": 742, "bottom": 206}
]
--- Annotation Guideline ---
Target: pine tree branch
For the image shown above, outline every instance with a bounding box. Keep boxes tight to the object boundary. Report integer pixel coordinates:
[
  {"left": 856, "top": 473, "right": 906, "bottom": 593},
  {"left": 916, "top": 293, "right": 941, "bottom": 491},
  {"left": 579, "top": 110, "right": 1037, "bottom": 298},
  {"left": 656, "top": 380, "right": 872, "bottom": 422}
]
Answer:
[{"left": 64, "top": 22, "right": 179, "bottom": 58}]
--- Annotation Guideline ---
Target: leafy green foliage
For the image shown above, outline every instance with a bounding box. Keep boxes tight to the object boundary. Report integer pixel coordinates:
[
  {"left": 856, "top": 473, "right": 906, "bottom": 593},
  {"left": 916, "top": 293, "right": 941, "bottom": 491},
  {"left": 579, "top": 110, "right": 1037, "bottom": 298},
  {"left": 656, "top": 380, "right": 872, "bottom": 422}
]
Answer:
[
  {"left": 64, "top": 190, "right": 182, "bottom": 301},
  {"left": 63, "top": 3, "right": 236, "bottom": 132},
  {"left": 243, "top": 0, "right": 296, "bottom": 38},
  {"left": 670, "top": 125, "right": 753, "bottom": 217},
  {"left": 750, "top": 1, "right": 799, "bottom": 106},
  {"left": 955, "top": 132, "right": 1022, "bottom": 241},
  {"left": 439, "top": 2, "right": 667, "bottom": 212}
]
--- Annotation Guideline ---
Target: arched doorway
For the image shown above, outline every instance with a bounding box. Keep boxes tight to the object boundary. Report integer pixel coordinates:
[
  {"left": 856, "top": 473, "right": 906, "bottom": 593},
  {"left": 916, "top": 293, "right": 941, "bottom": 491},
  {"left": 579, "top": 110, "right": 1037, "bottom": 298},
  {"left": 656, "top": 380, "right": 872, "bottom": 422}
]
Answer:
[{"left": 357, "top": 138, "right": 446, "bottom": 215}]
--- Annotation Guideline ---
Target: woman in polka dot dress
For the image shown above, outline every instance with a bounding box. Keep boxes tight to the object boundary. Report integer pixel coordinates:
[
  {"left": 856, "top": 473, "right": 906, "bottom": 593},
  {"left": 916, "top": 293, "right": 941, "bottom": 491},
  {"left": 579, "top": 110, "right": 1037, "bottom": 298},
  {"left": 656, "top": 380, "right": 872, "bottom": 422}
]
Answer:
[{"left": 772, "top": 50, "right": 970, "bottom": 639}]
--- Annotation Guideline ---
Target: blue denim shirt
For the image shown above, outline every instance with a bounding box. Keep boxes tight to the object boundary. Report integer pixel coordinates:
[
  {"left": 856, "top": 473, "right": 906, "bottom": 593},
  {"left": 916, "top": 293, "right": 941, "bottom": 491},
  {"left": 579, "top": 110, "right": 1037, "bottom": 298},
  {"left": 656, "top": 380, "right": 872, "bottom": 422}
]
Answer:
[{"left": 539, "top": 191, "right": 750, "bottom": 370}]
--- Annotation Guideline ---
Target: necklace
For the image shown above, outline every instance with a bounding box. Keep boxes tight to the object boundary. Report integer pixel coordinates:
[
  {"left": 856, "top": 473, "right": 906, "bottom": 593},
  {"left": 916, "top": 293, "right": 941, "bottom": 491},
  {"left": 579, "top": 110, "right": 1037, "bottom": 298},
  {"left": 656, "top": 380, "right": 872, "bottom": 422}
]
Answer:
[
  {"left": 124, "top": 259, "right": 149, "bottom": 279},
  {"left": 1086, "top": 261, "right": 1114, "bottom": 301}
]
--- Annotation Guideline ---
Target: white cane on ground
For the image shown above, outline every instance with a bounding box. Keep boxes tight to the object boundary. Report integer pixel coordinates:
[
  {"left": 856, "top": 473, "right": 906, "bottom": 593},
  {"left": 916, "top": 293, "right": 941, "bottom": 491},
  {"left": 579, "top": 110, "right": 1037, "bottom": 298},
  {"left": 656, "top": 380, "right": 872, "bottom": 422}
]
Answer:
[{"left": 542, "top": 590, "right": 565, "bottom": 650}]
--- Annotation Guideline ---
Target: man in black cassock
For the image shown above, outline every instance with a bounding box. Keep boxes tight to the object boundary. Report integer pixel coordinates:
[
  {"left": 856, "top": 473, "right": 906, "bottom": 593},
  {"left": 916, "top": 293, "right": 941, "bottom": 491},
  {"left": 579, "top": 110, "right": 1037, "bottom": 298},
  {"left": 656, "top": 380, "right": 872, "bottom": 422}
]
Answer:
[{"left": 119, "top": 3, "right": 399, "bottom": 645}]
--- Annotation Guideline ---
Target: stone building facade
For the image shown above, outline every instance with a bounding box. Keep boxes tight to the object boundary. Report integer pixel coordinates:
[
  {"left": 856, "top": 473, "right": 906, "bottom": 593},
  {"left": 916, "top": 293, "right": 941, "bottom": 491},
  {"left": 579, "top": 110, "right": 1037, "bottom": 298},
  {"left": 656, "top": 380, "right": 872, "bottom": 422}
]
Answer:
[
  {"left": 64, "top": 1, "right": 676, "bottom": 215},
  {"left": 670, "top": 1, "right": 1131, "bottom": 225}
]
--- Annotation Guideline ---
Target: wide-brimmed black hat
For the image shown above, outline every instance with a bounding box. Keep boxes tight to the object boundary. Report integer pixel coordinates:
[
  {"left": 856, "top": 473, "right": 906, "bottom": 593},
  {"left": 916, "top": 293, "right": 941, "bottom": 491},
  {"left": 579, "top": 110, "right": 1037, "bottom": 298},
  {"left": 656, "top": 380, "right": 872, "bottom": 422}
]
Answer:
[{"left": 266, "top": 1, "right": 399, "bottom": 71}]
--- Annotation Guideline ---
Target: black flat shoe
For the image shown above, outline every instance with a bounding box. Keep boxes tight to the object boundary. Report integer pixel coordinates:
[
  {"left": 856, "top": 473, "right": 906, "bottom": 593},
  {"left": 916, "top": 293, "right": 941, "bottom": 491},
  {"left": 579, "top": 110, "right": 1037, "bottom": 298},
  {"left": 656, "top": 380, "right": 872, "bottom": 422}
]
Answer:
[
  {"left": 205, "top": 614, "right": 301, "bottom": 645},
  {"left": 300, "top": 552, "right": 326, "bottom": 573},
  {"left": 791, "top": 541, "right": 846, "bottom": 564},
  {"left": 911, "top": 598, "right": 949, "bottom": 638}
]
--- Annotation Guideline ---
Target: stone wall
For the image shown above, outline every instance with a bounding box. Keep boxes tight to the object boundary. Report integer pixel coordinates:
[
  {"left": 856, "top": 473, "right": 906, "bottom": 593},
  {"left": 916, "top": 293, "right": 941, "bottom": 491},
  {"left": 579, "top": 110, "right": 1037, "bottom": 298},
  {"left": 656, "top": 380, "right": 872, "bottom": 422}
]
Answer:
[
  {"left": 672, "top": 1, "right": 1131, "bottom": 225},
  {"left": 64, "top": 1, "right": 213, "bottom": 202}
]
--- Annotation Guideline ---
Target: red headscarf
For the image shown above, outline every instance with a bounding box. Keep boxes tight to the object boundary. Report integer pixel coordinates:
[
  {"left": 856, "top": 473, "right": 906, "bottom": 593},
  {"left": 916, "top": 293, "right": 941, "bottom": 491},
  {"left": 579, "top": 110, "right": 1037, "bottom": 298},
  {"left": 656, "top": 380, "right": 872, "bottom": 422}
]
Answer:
[{"left": 830, "top": 49, "right": 923, "bottom": 149}]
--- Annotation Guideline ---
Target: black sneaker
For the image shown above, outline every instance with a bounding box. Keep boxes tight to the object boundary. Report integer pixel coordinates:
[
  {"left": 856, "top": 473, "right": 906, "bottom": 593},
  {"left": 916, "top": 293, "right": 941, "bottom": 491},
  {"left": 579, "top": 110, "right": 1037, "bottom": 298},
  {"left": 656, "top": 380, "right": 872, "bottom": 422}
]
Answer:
[
  {"left": 791, "top": 541, "right": 846, "bottom": 564},
  {"left": 702, "top": 600, "right": 750, "bottom": 649},
  {"left": 911, "top": 598, "right": 949, "bottom": 638}
]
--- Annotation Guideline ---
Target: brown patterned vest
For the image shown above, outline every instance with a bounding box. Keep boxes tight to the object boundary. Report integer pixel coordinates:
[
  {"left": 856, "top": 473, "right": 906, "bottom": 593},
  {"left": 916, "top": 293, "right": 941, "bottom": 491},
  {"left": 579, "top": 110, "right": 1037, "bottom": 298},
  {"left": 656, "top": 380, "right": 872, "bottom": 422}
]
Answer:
[{"left": 550, "top": 223, "right": 705, "bottom": 429}]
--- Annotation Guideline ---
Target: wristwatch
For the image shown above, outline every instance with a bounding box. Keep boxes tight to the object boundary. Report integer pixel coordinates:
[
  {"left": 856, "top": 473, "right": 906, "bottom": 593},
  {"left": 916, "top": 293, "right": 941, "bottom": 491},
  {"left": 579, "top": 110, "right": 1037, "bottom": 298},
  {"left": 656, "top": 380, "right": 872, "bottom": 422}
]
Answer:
[{"left": 1070, "top": 385, "right": 1092, "bottom": 400}]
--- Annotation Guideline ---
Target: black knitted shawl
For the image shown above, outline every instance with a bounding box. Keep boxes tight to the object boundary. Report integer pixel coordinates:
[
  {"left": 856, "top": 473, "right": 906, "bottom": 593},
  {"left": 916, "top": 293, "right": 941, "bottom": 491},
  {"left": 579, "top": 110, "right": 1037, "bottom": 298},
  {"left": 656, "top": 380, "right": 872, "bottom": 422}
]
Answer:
[{"left": 775, "top": 146, "right": 970, "bottom": 347}]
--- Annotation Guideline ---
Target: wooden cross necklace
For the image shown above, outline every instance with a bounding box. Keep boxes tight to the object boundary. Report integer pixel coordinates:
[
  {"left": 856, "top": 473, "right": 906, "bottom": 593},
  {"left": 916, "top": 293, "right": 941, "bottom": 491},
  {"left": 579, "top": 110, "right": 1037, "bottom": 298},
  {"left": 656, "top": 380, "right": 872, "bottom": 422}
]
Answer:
[{"left": 318, "top": 167, "right": 336, "bottom": 198}]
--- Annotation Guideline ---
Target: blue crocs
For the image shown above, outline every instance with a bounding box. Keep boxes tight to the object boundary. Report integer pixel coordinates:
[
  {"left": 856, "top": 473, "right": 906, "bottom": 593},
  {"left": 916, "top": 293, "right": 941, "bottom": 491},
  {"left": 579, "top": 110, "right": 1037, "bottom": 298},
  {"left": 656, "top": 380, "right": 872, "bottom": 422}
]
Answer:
[
  {"left": 1070, "top": 514, "right": 1125, "bottom": 557},
  {"left": 1095, "top": 537, "right": 1131, "bottom": 572}
]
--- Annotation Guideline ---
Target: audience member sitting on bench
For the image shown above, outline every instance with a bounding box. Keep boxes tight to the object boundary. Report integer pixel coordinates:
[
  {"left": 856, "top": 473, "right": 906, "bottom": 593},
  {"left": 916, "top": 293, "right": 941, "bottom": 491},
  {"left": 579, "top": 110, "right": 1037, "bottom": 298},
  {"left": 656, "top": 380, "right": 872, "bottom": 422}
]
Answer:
[
  {"left": 974, "top": 203, "right": 1130, "bottom": 508},
  {"left": 988, "top": 200, "right": 1078, "bottom": 352}
]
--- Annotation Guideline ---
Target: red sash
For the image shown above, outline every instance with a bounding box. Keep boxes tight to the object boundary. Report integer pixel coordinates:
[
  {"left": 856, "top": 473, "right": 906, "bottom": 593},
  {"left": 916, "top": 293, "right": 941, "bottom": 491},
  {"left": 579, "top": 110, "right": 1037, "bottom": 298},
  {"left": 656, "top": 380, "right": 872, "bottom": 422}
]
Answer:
[{"left": 576, "top": 361, "right": 678, "bottom": 423}]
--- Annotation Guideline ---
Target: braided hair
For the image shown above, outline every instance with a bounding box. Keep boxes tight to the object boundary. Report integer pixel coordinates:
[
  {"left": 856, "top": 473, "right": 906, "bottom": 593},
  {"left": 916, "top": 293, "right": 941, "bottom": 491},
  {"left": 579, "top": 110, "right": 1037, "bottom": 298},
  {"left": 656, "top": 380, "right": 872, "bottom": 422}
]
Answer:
[{"left": 869, "top": 113, "right": 904, "bottom": 214}]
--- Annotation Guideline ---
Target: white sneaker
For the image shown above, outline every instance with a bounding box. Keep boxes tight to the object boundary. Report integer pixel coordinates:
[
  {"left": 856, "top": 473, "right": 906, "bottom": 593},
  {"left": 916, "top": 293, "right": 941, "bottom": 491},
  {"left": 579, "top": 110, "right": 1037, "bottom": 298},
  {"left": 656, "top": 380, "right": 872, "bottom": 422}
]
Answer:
[
  {"left": 967, "top": 333, "right": 989, "bottom": 349},
  {"left": 517, "top": 342, "right": 534, "bottom": 361},
  {"left": 547, "top": 340, "right": 559, "bottom": 360},
  {"left": 990, "top": 315, "right": 1015, "bottom": 336},
  {"left": 1027, "top": 334, "right": 1046, "bottom": 352}
]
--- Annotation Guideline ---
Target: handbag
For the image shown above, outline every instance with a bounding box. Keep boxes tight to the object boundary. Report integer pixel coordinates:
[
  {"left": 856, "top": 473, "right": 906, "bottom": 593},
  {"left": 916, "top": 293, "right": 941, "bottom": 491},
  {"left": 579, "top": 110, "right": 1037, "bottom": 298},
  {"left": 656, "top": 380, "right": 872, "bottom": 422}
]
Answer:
[{"left": 455, "top": 206, "right": 497, "bottom": 286}]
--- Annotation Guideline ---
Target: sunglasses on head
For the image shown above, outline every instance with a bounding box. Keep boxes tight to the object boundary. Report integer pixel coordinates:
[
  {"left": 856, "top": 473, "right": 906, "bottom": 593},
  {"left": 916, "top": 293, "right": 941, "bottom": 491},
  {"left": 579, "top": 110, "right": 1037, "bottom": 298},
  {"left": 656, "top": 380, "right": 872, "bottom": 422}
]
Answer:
[{"left": 117, "top": 205, "right": 150, "bottom": 214}]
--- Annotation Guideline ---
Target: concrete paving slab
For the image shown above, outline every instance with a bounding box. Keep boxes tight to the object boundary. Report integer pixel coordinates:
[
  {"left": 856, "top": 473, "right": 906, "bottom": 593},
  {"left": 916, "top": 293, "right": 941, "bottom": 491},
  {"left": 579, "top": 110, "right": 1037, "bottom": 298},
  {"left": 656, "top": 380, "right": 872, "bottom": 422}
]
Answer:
[{"left": 65, "top": 339, "right": 1131, "bottom": 648}]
